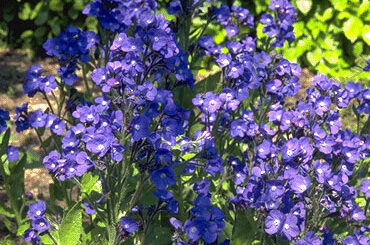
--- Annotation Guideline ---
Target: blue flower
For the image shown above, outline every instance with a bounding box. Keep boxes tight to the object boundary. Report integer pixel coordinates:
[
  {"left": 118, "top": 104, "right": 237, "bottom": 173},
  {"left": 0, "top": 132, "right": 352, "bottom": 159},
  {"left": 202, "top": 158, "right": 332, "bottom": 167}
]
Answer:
[
  {"left": 6, "top": 146, "right": 19, "bottom": 162},
  {"left": 131, "top": 115, "right": 150, "bottom": 142},
  {"left": 168, "top": 0, "right": 182, "bottom": 15},
  {"left": 151, "top": 166, "right": 176, "bottom": 190},
  {"left": 120, "top": 216, "right": 139, "bottom": 234}
]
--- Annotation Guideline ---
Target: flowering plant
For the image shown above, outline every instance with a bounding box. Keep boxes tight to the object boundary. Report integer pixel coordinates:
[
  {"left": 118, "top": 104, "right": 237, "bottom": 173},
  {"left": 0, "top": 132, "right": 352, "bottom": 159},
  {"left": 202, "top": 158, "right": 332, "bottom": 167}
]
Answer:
[{"left": 0, "top": 0, "right": 369, "bottom": 244}]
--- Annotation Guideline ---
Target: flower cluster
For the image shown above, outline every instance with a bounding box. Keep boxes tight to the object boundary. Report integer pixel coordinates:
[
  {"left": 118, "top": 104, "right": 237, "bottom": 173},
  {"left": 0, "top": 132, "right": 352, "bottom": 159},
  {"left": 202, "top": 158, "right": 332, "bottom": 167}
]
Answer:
[
  {"left": 261, "top": 0, "right": 297, "bottom": 47},
  {"left": 43, "top": 25, "right": 99, "bottom": 64},
  {"left": 13, "top": 103, "right": 66, "bottom": 135},
  {"left": 213, "top": 4, "right": 254, "bottom": 38},
  {"left": 24, "top": 65, "right": 57, "bottom": 97},
  {"left": 43, "top": 26, "right": 99, "bottom": 86},
  {"left": 12, "top": 0, "right": 369, "bottom": 244},
  {"left": 24, "top": 201, "right": 50, "bottom": 244}
]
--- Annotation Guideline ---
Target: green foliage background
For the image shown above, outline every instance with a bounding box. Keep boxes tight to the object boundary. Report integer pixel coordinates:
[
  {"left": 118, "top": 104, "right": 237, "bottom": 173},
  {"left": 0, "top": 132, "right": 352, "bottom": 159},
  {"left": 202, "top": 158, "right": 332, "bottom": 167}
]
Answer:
[{"left": 0, "top": 0, "right": 96, "bottom": 56}]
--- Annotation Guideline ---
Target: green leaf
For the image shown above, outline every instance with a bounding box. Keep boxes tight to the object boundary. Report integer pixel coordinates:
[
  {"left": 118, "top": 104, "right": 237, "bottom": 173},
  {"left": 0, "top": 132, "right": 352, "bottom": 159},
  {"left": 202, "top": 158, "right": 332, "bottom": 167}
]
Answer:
[
  {"left": 18, "top": 3, "right": 32, "bottom": 20},
  {"left": 306, "top": 49, "right": 322, "bottom": 66},
  {"left": 231, "top": 209, "right": 257, "bottom": 245},
  {"left": 81, "top": 172, "right": 99, "bottom": 195},
  {"left": 0, "top": 236, "right": 17, "bottom": 245},
  {"left": 293, "top": 22, "right": 304, "bottom": 38},
  {"left": 50, "top": 0, "right": 64, "bottom": 12},
  {"left": 343, "top": 17, "right": 363, "bottom": 43},
  {"left": 323, "top": 50, "right": 339, "bottom": 64},
  {"left": 362, "top": 25, "right": 370, "bottom": 46},
  {"left": 20, "top": 30, "right": 33, "bottom": 39},
  {"left": 34, "top": 27, "right": 47, "bottom": 38},
  {"left": 329, "top": 0, "right": 348, "bottom": 11},
  {"left": 30, "top": 2, "right": 43, "bottom": 20},
  {"left": 358, "top": 1, "right": 370, "bottom": 16},
  {"left": 59, "top": 202, "right": 82, "bottom": 245},
  {"left": 295, "top": 0, "right": 312, "bottom": 15},
  {"left": 0, "top": 202, "right": 14, "bottom": 218},
  {"left": 16, "top": 222, "right": 30, "bottom": 237},
  {"left": 0, "top": 128, "right": 10, "bottom": 156},
  {"left": 352, "top": 41, "right": 363, "bottom": 57},
  {"left": 73, "top": 0, "right": 86, "bottom": 11},
  {"left": 35, "top": 11, "right": 48, "bottom": 26}
]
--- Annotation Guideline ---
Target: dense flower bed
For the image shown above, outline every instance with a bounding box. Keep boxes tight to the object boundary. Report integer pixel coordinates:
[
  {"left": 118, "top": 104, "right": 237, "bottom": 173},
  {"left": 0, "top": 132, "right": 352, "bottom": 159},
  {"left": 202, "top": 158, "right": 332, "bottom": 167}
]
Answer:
[{"left": 0, "top": 1, "right": 369, "bottom": 244}]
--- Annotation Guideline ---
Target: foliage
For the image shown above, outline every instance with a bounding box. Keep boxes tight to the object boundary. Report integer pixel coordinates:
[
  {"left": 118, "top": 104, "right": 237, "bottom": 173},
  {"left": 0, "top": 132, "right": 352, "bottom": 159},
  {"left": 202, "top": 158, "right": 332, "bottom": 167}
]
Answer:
[
  {"left": 0, "top": 0, "right": 369, "bottom": 245},
  {"left": 284, "top": 0, "right": 370, "bottom": 83},
  {"left": 0, "top": 0, "right": 94, "bottom": 56}
]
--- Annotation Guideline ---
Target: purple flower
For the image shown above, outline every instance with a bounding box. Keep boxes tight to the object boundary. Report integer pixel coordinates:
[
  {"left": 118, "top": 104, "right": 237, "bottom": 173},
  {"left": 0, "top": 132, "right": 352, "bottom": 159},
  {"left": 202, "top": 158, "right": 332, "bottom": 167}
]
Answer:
[
  {"left": 214, "top": 4, "right": 231, "bottom": 25},
  {"left": 216, "top": 54, "right": 232, "bottom": 68},
  {"left": 345, "top": 82, "right": 362, "bottom": 98},
  {"left": 281, "top": 214, "right": 299, "bottom": 240},
  {"left": 281, "top": 138, "right": 300, "bottom": 160},
  {"left": 266, "top": 180, "right": 285, "bottom": 199},
  {"left": 290, "top": 175, "right": 311, "bottom": 194},
  {"left": 364, "top": 59, "right": 370, "bottom": 71},
  {"left": 315, "top": 96, "right": 331, "bottom": 116},
  {"left": 31, "top": 217, "right": 50, "bottom": 233},
  {"left": 226, "top": 25, "right": 239, "bottom": 37},
  {"left": 43, "top": 151, "right": 61, "bottom": 172},
  {"left": 6, "top": 146, "right": 19, "bottom": 162},
  {"left": 360, "top": 179, "right": 370, "bottom": 198},
  {"left": 120, "top": 216, "right": 138, "bottom": 234},
  {"left": 296, "top": 231, "right": 321, "bottom": 245},
  {"left": 83, "top": 201, "right": 96, "bottom": 215},
  {"left": 151, "top": 166, "right": 176, "bottom": 190},
  {"left": 23, "top": 228, "right": 40, "bottom": 244},
  {"left": 50, "top": 118, "right": 66, "bottom": 135},
  {"left": 351, "top": 207, "right": 366, "bottom": 221},
  {"left": 230, "top": 120, "right": 247, "bottom": 138},
  {"left": 39, "top": 76, "right": 57, "bottom": 94},
  {"left": 86, "top": 134, "right": 111, "bottom": 157},
  {"left": 184, "top": 218, "right": 218, "bottom": 244},
  {"left": 29, "top": 110, "right": 47, "bottom": 128},
  {"left": 343, "top": 236, "right": 361, "bottom": 245},
  {"left": 75, "top": 152, "right": 94, "bottom": 176},
  {"left": 154, "top": 189, "right": 174, "bottom": 201},
  {"left": 131, "top": 115, "right": 150, "bottom": 142},
  {"left": 168, "top": 0, "right": 182, "bottom": 15},
  {"left": 265, "top": 210, "right": 284, "bottom": 235},
  {"left": 27, "top": 201, "right": 46, "bottom": 220},
  {"left": 166, "top": 199, "right": 179, "bottom": 214}
]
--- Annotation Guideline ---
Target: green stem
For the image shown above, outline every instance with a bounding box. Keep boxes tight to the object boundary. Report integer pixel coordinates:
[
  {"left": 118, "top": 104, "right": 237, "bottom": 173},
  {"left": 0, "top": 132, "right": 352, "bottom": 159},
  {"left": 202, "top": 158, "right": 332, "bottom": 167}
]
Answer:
[
  {"left": 42, "top": 92, "right": 55, "bottom": 114},
  {"left": 47, "top": 231, "right": 59, "bottom": 245},
  {"left": 34, "top": 129, "right": 47, "bottom": 154},
  {"left": 82, "top": 64, "right": 91, "bottom": 97}
]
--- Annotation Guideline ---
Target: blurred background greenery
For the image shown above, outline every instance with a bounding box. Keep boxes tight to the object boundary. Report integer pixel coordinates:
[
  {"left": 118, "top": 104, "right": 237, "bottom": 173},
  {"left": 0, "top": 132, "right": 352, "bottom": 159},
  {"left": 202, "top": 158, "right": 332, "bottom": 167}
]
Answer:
[{"left": 0, "top": 0, "right": 369, "bottom": 81}]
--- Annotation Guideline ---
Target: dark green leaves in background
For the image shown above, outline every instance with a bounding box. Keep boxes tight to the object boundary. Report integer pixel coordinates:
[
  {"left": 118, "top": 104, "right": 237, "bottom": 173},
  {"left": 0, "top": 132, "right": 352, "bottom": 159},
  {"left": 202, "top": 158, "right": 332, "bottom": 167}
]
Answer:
[{"left": 0, "top": 0, "right": 93, "bottom": 56}]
